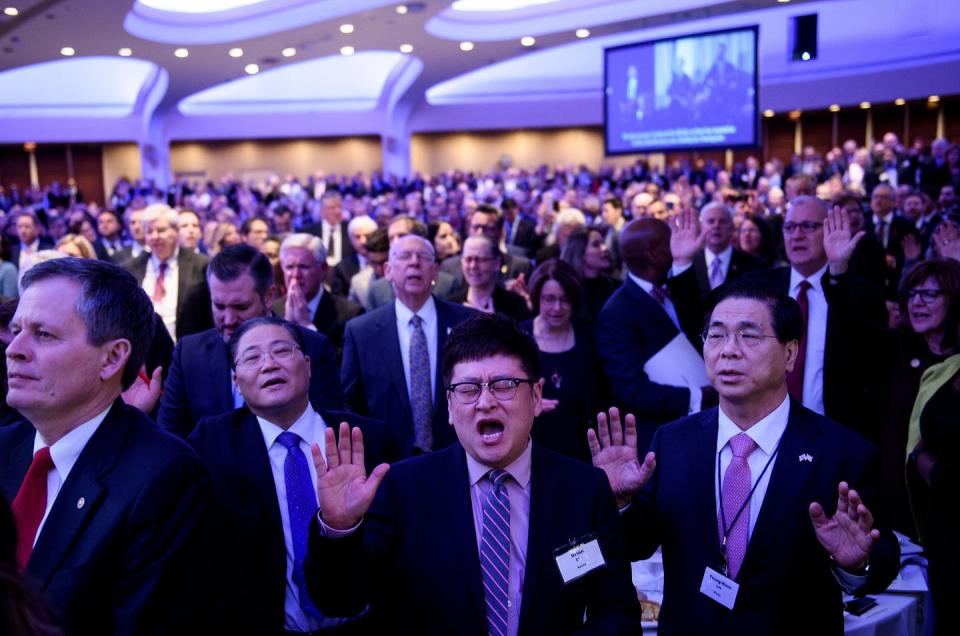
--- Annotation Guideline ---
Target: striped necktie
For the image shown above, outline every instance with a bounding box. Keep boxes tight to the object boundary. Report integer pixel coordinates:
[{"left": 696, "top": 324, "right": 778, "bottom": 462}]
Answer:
[{"left": 480, "top": 469, "right": 511, "bottom": 636}]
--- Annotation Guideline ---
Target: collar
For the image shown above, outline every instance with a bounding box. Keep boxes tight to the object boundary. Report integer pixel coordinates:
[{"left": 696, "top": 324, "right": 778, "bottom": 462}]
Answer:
[
  {"left": 716, "top": 393, "right": 790, "bottom": 456},
  {"left": 22, "top": 238, "right": 39, "bottom": 250},
  {"left": 627, "top": 272, "right": 660, "bottom": 295},
  {"left": 465, "top": 439, "right": 533, "bottom": 489},
  {"left": 149, "top": 247, "right": 179, "bottom": 270},
  {"left": 879, "top": 212, "right": 895, "bottom": 224},
  {"left": 395, "top": 294, "right": 437, "bottom": 326},
  {"left": 256, "top": 404, "right": 327, "bottom": 454},
  {"left": 33, "top": 404, "right": 112, "bottom": 482},
  {"left": 705, "top": 245, "right": 733, "bottom": 267},
  {"left": 789, "top": 262, "right": 828, "bottom": 294},
  {"left": 305, "top": 286, "right": 324, "bottom": 318}
]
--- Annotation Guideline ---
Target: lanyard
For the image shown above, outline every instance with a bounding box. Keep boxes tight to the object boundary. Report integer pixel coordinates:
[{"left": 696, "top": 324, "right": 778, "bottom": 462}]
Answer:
[{"left": 716, "top": 439, "right": 780, "bottom": 575}]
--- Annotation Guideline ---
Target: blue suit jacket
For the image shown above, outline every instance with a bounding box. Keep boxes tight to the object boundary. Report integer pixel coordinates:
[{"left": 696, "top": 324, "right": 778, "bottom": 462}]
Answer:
[
  {"left": 187, "top": 406, "right": 399, "bottom": 634},
  {"left": 304, "top": 443, "right": 641, "bottom": 635},
  {"left": 622, "top": 402, "right": 900, "bottom": 635},
  {"left": 158, "top": 325, "right": 343, "bottom": 438},
  {"left": 340, "top": 297, "right": 476, "bottom": 457},
  {"left": 0, "top": 400, "right": 212, "bottom": 635}
]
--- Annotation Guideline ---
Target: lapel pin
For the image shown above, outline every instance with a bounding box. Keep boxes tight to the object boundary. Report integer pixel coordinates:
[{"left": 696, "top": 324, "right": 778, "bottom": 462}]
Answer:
[
  {"left": 76, "top": 497, "right": 86, "bottom": 509},
  {"left": 799, "top": 453, "right": 813, "bottom": 463}
]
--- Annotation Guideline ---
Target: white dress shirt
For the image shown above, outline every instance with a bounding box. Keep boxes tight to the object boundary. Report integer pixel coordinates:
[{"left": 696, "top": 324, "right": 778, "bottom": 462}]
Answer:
[
  {"left": 32, "top": 406, "right": 112, "bottom": 543},
  {"left": 256, "top": 406, "right": 342, "bottom": 632},
  {"left": 789, "top": 265, "right": 827, "bottom": 415},
  {"left": 142, "top": 249, "right": 180, "bottom": 340},
  {"left": 704, "top": 245, "right": 733, "bottom": 288},
  {"left": 394, "top": 296, "right": 438, "bottom": 402}
]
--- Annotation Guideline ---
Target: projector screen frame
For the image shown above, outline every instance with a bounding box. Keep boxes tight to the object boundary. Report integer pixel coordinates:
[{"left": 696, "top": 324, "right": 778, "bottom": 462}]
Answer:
[{"left": 603, "top": 24, "right": 760, "bottom": 156}]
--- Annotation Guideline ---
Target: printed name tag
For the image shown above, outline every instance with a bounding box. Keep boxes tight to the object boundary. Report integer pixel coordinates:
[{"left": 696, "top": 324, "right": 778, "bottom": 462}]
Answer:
[
  {"left": 700, "top": 566, "right": 740, "bottom": 609},
  {"left": 554, "top": 538, "right": 606, "bottom": 584}
]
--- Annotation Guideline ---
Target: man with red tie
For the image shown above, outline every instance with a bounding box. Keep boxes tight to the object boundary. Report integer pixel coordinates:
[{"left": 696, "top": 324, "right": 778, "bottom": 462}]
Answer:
[{"left": 0, "top": 258, "right": 211, "bottom": 635}]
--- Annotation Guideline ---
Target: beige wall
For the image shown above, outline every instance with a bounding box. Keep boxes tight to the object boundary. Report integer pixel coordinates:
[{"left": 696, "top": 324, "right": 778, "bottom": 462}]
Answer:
[
  {"left": 169, "top": 137, "right": 382, "bottom": 182},
  {"left": 102, "top": 143, "right": 141, "bottom": 195},
  {"left": 411, "top": 127, "right": 644, "bottom": 174}
]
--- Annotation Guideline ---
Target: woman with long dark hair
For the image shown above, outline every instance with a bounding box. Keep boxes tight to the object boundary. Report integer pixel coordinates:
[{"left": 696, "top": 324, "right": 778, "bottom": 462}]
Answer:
[{"left": 560, "top": 225, "right": 620, "bottom": 323}]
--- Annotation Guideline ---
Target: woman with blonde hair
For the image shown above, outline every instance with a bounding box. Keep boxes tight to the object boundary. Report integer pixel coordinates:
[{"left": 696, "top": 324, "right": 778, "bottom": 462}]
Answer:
[{"left": 55, "top": 234, "right": 96, "bottom": 260}]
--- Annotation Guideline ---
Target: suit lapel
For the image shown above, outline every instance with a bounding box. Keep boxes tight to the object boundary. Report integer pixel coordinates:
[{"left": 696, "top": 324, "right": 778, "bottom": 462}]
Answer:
[
  {"left": 694, "top": 411, "right": 725, "bottom": 565},
  {"left": 231, "top": 410, "right": 284, "bottom": 540},
  {"left": 378, "top": 304, "right": 413, "bottom": 422},
  {"left": 693, "top": 251, "right": 710, "bottom": 299},
  {"left": 518, "top": 446, "right": 561, "bottom": 633},
  {"left": 0, "top": 423, "right": 33, "bottom": 501},
  {"left": 312, "top": 292, "right": 337, "bottom": 336},
  {"left": 439, "top": 446, "right": 486, "bottom": 621},
  {"left": 204, "top": 331, "right": 234, "bottom": 411},
  {"left": 434, "top": 298, "right": 454, "bottom": 411},
  {"left": 176, "top": 250, "right": 195, "bottom": 312}
]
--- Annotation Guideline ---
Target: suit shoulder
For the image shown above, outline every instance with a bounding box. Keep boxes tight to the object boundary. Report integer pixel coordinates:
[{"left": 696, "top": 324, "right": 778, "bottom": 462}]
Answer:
[
  {"left": 0, "top": 418, "right": 35, "bottom": 447},
  {"left": 334, "top": 295, "right": 364, "bottom": 318},
  {"left": 436, "top": 297, "right": 477, "bottom": 321},
  {"left": 175, "top": 327, "right": 219, "bottom": 349},
  {"left": 345, "top": 302, "right": 392, "bottom": 332}
]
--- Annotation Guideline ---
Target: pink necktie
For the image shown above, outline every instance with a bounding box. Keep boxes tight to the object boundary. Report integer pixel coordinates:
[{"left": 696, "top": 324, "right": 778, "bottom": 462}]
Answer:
[{"left": 719, "top": 432, "right": 758, "bottom": 579}]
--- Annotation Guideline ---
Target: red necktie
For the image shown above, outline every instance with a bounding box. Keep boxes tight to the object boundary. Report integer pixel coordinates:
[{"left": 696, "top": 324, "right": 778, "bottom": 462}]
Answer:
[
  {"left": 153, "top": 261, "right": 168, "bottom": 303},
  {"left": 786, "top": 280, "right": 811, "bottom": 401},
  {"left": 11, "top": 446, "right": 54, "bottom": 568}
]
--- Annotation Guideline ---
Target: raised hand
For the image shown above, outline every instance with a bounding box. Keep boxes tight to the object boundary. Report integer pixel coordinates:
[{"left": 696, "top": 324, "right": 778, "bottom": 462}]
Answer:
[
  {"left": 121, "top": 365, "right": 163, "bottom": 413},
  {"left": 285, "top": 277, "right": 312, "bottom": 327},
  {"left": 933, "top": 220, "right": 960, "bottom": 262},
  {"left": 587, "top": 407, "right": 656, "bottom": 508},
  {"left": 901, "top": 233, "right": 922, "bottom": 262},
  {"left": 808, "top": 481, "right": 879, "bottom": 570},
  {"left": 505, "top": 272, "right": 532, "bottom": 311},
  {"left": 669, "top": 207, "right": 705, "bottom": 267},
  {"left": 312, "top": 422, "right": 390, "bottom": 531},
  {"left": 824, "top": 206, "right": 865, "bottom": 274},
  {"left": 540, "top": 397, "right": 559, "bottom": 412}
]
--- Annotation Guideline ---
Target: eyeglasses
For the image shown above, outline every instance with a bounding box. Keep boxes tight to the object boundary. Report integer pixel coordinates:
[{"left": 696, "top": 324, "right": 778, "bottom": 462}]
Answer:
[
  {"left": 540, "top": 294, "right": 571, "bottom": 307},
  {"left": 782, "top": 221, "right": 824, "bottom": 234},
  {"left": 702, "top": 329, "right": 779, "bottom": 349},
  {"left": 463, "top": 255, "right": 495, "bottom": 266},
  {"left": 235, "top": 342, "right": 302, "bottom": 369},
  {"left": 393, "top": 250, "right": 434, "bottom": 263},
  {"left": 905, "top": 288, "right": 944, "bottom": 303},
  {"left": 447, "top": 378, "right": 536, "bottom": 404}
]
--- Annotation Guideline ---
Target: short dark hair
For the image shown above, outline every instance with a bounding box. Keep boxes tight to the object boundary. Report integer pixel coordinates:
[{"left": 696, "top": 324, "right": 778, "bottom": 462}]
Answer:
[
  {"left": 389, "top": 215, "right": 427, "bottom": 238},
  {"left": 830, "top": 190, "right": 864, "bottom": 212},
  {"left": 528, "top": 258, "right": 582, "bottom": 315},
  {"left": 471, "top": 205, "right": 504, "bottom": 230},
  {"left": 21, "top": 259, "right": 155, "bottom": 389},
  {"left": 707, "top": 277, "right": 803, "bottom": 343},
  {"left": 227, "top": 316, "right": 305, "bottom": 368},
  {"left": 208, "top": 244, "right": 274, "bottom": 296},
  {"left": 604, "top": 197, "right": 624, "bottom": 211},
  {"left": 366, "top": 227, "right": 389, "bottom": 253},
  {"left": 240, "top": 216, "right": 270, "bottom": 235},
  {"left": 441, "top": 313, "right": 539, "bottom": 385}
]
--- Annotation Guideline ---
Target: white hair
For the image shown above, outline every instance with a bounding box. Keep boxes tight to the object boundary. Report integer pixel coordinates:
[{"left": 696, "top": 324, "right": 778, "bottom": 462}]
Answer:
[
  {"left": 347, "top": 215, "right": 377, "bottom": 236},
  {"left": 699, "top": 201, "right": 732, "bottom": 221},
  {"left": 555, "top": 208, "right": 586, "bottom": 227},
  {"left": 280, "top": 232, "right": 326, "bottom": 263},
  {"left": 388, "top": 234, "right": 435, "bottom": 260},
  {"left": 141, "top": 203, "right": 179, "bottom": 230}
]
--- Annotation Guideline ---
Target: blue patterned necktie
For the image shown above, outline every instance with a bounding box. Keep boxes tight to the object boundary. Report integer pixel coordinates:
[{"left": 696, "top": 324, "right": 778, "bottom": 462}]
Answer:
[
  {"left": 276, "top": 431, "right": 324, "bottom": 619},
  {"left": 480, "top": 469, "right": 511, "bottom": 636},
  {"left": 409, "top": 314, "right": 434, "bottom": 452}
]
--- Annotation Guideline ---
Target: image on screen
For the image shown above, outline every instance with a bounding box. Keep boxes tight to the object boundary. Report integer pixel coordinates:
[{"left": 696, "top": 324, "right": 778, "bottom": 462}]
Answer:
[{"left": 604, "top": 26, "right": 758, "bottom": 154}]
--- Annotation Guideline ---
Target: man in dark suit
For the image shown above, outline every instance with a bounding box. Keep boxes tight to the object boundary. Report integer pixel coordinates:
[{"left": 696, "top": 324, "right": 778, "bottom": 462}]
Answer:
[
  {"left": 441, "top": 205, "right": 532, "bottom": 287},
  {"left": 446, "top": 236, "right": 531, "bottom": 321},
  {"left": 341, "top": 234, "right": 475, "bottom": 457},
  {"left": 125, "top": 203, "right": 212, "bottom": 340},
  {"left": 158, "top": 244, "right": 343, "bottom": 438},
  {"left": 273, "top": 233, "right": 364, "bottom": 356},
  {"left": 590, "top": 278, "right": 899, "bottom": 635},
  {"left": 93, "top": 209, "right": 127, "bottom": 261},
  {"left": 330, "top": 215, "right": 377, "bottom": 297},
  {"left": 831, "top": 191, "right": 887, "bottom": 289},
  {"left": 749, "top": 195, "right": 886, "bottom": 434},
  {"left": 306, "top": 313, "right": 641, "bottom": 635},
  {"left": 0, "top": 258, "right": 211, "bottom": 635},
  {"left": 189, "top": 316, "right": 397, "bottom": 635},
  {"left": 10, "top": 211, "right": 54, "bottom": 271},
  {"left": 303, "top": 192, "right": 355, "bottom": 271},
  {"left": 870, "top": 183, "right": 917, "bottom": 273},
  {"left": 111, "top": 207, "right": 148, "bottom": 267},
  {"left": 691, "top": 202, "right": 766, "bottom": 303},
  {"left": 597, "top": 212, "right": 716, "bottom": 452},
  {"left": 502, "top": 198, "right": 541, "bottom": 258}
]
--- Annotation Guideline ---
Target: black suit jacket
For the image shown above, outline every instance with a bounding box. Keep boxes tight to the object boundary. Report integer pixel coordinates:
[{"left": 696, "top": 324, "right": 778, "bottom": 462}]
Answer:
[
  {"left": 125, "top": 249, "right": 213, "bottom": 340},
  {"left": 691, "top": 248, "right": 767, "bottom": 304},
  {"left": 505, "top": 215, "right": 541, "bottom": 257},
  {"left": 330, "top": 253, "right": 361, "bottom": 297},
  {"left": 157, "top": 325, "right": 343, "bottom": 438},
  {"left": 304, "top": 443, "right": 641, "bottom": 635},
  {"left": 10, "top": 236, "right": 54, "bottom": 270},
  {"left": 187, "top": 406, "right": 399, "bottom": 634},
  {"left": 303, "top": 220, "right": 356, "bottom": 264},
  {"left": 622, "top": 402, "right": 899, "bottom": 635},
  {"left": 272, "top": 291, "right": 364, "bottom": 357},
  {"left": 441, "top": 252, "right": 533, "bottom": 287},
  {"left": 340, "top": 297, "right": 476, "bottom": 457},
  {"left": 0, "top": 401, "right": 212, "bottom": 635},
  {"left": 446, "top": 285, "right": 532, "bottom": 322}
]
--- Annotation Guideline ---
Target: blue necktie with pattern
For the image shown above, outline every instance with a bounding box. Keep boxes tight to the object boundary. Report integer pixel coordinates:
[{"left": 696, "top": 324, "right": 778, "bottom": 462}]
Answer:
[
  {"left": 480, "top": 469, "right": 511, "bottom": 636},
  {"left": 409, "top": 314, "right": 434, "bottom": 452}
]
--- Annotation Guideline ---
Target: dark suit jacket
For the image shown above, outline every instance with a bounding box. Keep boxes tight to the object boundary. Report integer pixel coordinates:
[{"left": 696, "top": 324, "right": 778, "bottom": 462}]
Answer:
[
  {"left": 440, "top": 252, "right": 533, "bottom": 287},
  {"left": 446, "top": 285, "right": 532, "bottom": 322},
  {"left": 0, "top": 400, "right": 212, "bottom": 635},
  {"left": 125, "top": 249, "right": 213, "bottom": 340},
  {"left": 304, "top": 443, "right": 641, "bottom": 635},
  {"left": 367, "top": 271, "right": 463, "bottom": 308},
  {"left": 272, "top": 291, "right": 364, "bottom": 357},
  {"left": 303, "top": 220, "right": 356, "bottom": 264},
  {"left": 187, "top": 406, "right": 399, "bottom": 635},
  {"left": 330, "top": 252, "right": 361, "bottom": 297},
  {"left": 505, "top": 215, "right": 540, "bottom": 257},
  {"left": 691, "top": 248, "right": 767, "bottom": 304},
  {"left": 10, "top": 236, "right": 54, "bottom": 270},
  {"left": 622, "top": 402, "right": 900, "bottom": 635},
  {"left": 157, "top": 325, "right": 343, "bottom": 438},
  {"left": 340, "top": 297, "right": 476, "bottom": 457},
  {"left": 848, "top": 235, "right": 888, "bottom": 291},
  {"left": 748, "top": 267, "right": 886, "bottom": 434}
]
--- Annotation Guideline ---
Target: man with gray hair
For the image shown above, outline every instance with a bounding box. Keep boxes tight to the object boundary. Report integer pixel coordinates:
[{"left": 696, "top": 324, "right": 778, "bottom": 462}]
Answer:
[
  {"left": 303, "top": 191, "right": 353, "bottom": 268},
  {"left": 341, "top": 233, "right": 476, "bottom": 457},
  {"left": 125, "top": 203, "right": 212, "bottom": 340},
  {"left": 274, "top": 232, "right": 363, "bottom": 356},
  {"left": 0, "top": 258, "right": 212, "bottom": 634},
  {"left": 687, "top": 201, "right": 766, "bottom": 302},
  {"left": 330, "top": 214, "right": 378, "bottom": 297}
]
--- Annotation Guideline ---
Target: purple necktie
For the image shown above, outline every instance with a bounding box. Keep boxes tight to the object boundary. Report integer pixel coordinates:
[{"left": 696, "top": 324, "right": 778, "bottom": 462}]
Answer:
[
  {"left": 719, "top": 432, "right": 758, "bottom": 579},
  {"left": 709, "top": 257, "right": 724, "bottom": 289},
  {"left": 480, "top": 469, "right": 511, "bottom": 636}
]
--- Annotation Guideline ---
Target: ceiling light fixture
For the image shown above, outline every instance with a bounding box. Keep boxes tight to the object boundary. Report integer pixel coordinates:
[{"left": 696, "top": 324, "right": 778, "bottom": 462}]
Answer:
[
  {"left": 520, "top": 36, "right": 535, "bottom": 47},
  {"left": 118, "top": 47, "right": 133, "bottom": 57},
  {"left": 777, "top": 0, "right": 791, "bottom": 3},
  {"left": 281, "top": 47, "right": 296, "bottom": 58},
  {"left": 575, "top": 28, "right": 590, "bottom": 39},
  {"left": 340, "top": 45, "right": 355, "bottom": 56},
  {"left": 459, "top": 41, "right": 474, "bottom": 52},
  {"left": 174, "top": 48, "right": 189, "bottom": 58},
  {"left": 244, "top": 63, "right": 259, "bottom": 75},
  {"left": 928, "top": 95, "right": 941, "bottom": 103},
  {"left": 859, "top": 101, "right": 871, "bottom": 109},
  {"left": 399, "top": 43, "right": 414, "bottom": 54},
  {"left": 3, "top": 7, "right": 18, "bottom": 16},
  {"left": 229, "top": 47, "right": 243, "bottom": 58},
  {"left": 800, "top": 51, "right": 811, "bottom": 61},
  {"left": 396, "top": 4, "right": 408, "bottom": 14},
  {"left": 60, "top": 46, "right": 75, "bottom": 57},
  {"left": 340, "top": 23, "right": 354, "bottom": 34},
  {"left": 894, "top": 98, "right": 906, "bottom": 106},
  {"left": 828, "top": 104, "right": 840, "bottom": 112},
  {"left": 762, "top": 109, "right": 774, "bottom": 118}
]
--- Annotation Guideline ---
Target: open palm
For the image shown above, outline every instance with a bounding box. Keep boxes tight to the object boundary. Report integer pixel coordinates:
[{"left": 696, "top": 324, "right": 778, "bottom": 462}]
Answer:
[
  {"left": 809, "top": 482, "right": 879, "bottom": 570},
  {"left": 312, "top": 423, "right": 390, "bottom": 531},
  {"left": 587, "top": 407, "right": 656, "bottom": 508}
]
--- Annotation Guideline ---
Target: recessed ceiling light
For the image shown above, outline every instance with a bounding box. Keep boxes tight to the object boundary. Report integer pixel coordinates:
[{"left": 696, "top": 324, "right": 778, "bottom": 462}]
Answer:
[
  {"left": 800, "top": 51, "right": 811, "bottom": 61},
  {"left": 340, "top": 23, "right": 354, "bottom": 34},
  {"left": 174, "top": 48, "right": 189, "bottom": 58},
  {"left": 244, "top": 63, "right": 259, "bottom": 75},
  {"left": 459, "top": 41, "right": 474, "bottom": 52},
  {"left": 4, "top": 7, "right": 18, "bottom": 16},
  {"left": 778, "top": 0, "right": 791, "bottom": 3},
  {"left": 399, "top": 43, "right": 414, "bottom": 54},
  {"left": 520, "top": 36, "right": 535, "bottom": 47},
  {"left": 894, "top": 98, "right": 906, "bottom": 106},
  {"left": 762, "top": 109, "right": 775, "bottom": 118},
  {"left": 281, "top": 47, "right": 296, "bottom": 58},
  {"left": 396, "top": 4, "right": 408, "bottom": 14},
  {"left": 340, "top": 45, "right": 355, "bottom": 56},
  {"left": 60, "top": 46, "right": 75, "bottom": 57},
  {"left": 575, "top": 28, "right": 590, "bottom": 39},
  {"left": 228, "top": 47, "right": 243, "bottom": 58},
  {"left": 118, "top": 47, "right": 133, "bottom": 57},
  {"left": 859, "top": 101, "right": 871, "bottom": 109},
  {"left": 828, "top": 104, "right": 840, "bottom": 112},
  {"left": 928, "top": 95, "right": 941, "bottom": 103}
]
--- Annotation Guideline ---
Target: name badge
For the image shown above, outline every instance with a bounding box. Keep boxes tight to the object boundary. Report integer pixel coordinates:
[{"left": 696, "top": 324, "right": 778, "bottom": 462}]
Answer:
[
  {"left": 700, "top": 566, "right": 740, "bottom": 610},
  {"left": 554, "top": 536, "right": 606, "bottom": 584}
]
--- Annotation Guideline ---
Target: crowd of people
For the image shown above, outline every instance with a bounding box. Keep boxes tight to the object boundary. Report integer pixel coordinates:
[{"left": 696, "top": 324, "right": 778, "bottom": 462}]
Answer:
[{"left": 0, "top": 131, "right": 958, "bottom": 635}]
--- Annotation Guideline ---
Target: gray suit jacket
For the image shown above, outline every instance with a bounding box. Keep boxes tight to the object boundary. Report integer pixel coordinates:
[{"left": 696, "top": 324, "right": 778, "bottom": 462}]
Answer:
[{"left": 367, "top": 271, "right": 462, "bottom": 309}]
